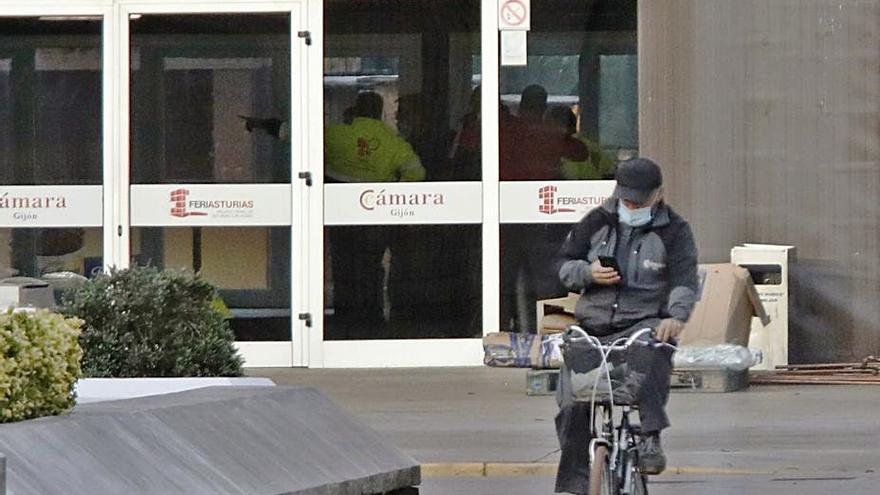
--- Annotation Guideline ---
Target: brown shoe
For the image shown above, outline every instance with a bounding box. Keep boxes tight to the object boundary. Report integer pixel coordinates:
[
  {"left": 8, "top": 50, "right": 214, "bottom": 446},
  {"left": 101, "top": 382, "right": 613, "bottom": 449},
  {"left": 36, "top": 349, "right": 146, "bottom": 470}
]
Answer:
[{"left": 639, "top": 433, "right": 666, "bottom": 475}]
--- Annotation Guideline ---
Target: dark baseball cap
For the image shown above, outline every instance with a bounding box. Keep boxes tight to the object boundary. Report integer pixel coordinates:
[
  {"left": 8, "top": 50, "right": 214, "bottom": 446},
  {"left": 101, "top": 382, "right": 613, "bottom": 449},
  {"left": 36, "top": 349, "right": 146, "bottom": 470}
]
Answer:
[{"left": 614, "top": 158, "right": 663, "bottom": 204}]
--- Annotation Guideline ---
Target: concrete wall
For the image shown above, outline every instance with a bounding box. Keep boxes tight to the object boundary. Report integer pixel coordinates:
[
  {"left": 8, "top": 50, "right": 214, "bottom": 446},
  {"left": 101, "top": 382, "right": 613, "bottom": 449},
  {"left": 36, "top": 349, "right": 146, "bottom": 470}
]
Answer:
[{"left": 639, "top": 0, "right": 880, "bottom": 362}]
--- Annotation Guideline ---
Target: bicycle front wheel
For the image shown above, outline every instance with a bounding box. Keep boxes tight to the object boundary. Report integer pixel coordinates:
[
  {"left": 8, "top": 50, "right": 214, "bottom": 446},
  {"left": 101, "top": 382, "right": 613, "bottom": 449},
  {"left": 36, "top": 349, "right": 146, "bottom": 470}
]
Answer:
[
  {"left": 631, "top": 470, "right": 648, "bottom": 495},
  {"left": 589, "top": 445, "right": 616, "bottom": 495}
]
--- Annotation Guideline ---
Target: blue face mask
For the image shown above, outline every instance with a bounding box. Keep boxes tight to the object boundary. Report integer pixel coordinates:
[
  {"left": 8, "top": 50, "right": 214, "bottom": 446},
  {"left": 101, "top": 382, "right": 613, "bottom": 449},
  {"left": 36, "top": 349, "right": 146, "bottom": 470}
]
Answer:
[{"left": 618, "top": 201, "right": 653, "bottom": 227}]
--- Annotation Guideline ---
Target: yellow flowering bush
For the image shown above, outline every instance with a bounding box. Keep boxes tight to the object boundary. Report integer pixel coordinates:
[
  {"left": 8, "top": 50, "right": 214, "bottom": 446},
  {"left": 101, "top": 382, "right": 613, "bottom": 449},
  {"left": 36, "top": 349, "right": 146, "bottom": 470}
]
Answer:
[{"left": 0, "top": 310, "right": 83, "bottom": 423}]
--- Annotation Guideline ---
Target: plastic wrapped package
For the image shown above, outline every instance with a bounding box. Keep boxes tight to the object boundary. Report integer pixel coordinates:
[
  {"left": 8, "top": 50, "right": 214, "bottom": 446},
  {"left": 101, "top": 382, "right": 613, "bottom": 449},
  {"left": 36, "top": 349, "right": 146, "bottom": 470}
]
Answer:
[
  {"left": 483, "top": 332, "right": 536, "bottom": 367},
  {"left": 673, "top": 345, "right": 762, "bottom": 371},
  {"left": 483, "top": 332, "right": 565, "bottom": 368}
]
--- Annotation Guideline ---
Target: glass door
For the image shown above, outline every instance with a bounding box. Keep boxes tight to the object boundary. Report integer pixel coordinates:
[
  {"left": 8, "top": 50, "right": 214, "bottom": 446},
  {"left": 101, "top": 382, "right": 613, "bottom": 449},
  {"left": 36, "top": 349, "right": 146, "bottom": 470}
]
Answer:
[
  {"left": 497, "top": 2, "right": 637, "bottom": 334},
  {"left": 120, "top": 2, "right": 308, "bottom": 367},
  {"left": 320, "top": 0, "right": 484, "bottom": 367},
  {"left": 0, "top": 5, "right": 110, "bottom": 303}
]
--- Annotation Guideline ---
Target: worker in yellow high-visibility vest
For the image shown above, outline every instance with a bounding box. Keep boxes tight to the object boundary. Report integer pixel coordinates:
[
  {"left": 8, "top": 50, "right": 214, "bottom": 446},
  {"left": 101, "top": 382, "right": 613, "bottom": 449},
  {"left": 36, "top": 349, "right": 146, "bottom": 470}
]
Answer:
[
  {"left": 545, "top": 106, "right": 616, "bottom": 181},
  {"left": 325, "top": 92, "right": 425, "bottom": 183}
]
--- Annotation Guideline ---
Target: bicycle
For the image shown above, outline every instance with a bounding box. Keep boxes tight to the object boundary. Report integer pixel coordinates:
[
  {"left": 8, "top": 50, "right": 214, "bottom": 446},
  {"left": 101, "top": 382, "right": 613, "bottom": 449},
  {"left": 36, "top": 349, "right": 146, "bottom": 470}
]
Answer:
[{"left": 562, "top": 326, "right": 675, "bottom": 495}]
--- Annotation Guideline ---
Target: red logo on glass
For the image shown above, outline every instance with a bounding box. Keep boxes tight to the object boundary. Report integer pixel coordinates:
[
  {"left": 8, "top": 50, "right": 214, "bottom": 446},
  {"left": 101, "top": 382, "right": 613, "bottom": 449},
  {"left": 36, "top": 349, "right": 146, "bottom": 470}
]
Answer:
[
  {"left": 538, "top": 185, "right": 574, "bottom": 215},
  {"left": 170, "top": 189, "right": 207, "bottom": 217}
]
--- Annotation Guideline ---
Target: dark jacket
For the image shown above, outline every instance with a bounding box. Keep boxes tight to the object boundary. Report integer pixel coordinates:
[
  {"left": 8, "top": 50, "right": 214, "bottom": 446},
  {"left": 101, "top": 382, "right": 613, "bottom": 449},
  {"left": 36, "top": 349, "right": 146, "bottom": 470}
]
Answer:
[{"left": 557, "top": 198, "right": 699, "bottom": 335}]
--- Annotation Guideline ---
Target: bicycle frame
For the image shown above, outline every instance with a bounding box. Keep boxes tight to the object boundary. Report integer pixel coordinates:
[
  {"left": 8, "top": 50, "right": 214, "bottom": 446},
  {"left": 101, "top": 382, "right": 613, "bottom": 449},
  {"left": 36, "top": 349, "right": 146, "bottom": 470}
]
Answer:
[{"left": 589, "top": 401, "right": 643, "bottom": 495}]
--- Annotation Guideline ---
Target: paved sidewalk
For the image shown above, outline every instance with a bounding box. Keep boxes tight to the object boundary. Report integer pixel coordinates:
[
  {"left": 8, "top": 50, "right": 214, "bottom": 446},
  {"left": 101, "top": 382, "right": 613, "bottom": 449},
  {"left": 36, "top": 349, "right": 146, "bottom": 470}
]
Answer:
[{"left": 251, "top": 367, "right": 880, "bottom": 494}]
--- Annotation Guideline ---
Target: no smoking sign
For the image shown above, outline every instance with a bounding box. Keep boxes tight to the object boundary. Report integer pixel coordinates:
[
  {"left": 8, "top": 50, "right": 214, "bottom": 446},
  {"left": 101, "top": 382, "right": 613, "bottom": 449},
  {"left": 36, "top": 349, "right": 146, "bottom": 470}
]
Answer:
[{"left": 499, "top": 0, "right": 530, "bottom": 31}]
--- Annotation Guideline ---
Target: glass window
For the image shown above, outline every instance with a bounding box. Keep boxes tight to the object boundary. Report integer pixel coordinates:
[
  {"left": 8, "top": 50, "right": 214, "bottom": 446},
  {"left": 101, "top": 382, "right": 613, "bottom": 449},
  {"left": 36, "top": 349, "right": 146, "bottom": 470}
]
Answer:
[
  {"left": 322, "top": 1, "right": 483, "bottom": 341},
  {"left": 0, "top": 18, "right": 104, "bottom": 300},
  {"left": 598, "top": 54, "right": 638, "bottom": 150},
  {"left": 130, "top": 14, "right": 291, "bottom": 184},
  {"left": 131, "top": 227, "right": 291, "bottom": 341},
  {"left": 0, "top": 58, "right": 11, "bottom": 181},
  {"left": 499, "top": 1, "right": 638, "bottom": 182},
  {"left": 0, "top": 228, "right": 102, "bottom": 280},
  {"left": 500, "top": 224, "right": 570, "bottom": 333},
  {"left": 0, "top": 19, "right": 102, "bottom": 185},
  {"left": 323, "top": 0, "right": 481, "bottom": 182},
  {"left": 324, "top": 224, "right": 481, "bottom": 340}
]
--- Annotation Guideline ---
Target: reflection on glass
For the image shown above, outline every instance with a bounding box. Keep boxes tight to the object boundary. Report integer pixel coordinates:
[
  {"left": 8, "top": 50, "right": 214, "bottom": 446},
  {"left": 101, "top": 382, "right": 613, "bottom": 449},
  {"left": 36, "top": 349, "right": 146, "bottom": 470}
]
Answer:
[
  {"left": 0, "top": 59, "right": 9, "bottom": 180},
  {"left": 598, "top": 54, "right": 638, "bottom": 150},
  {"left": 131, "top": 227, "right": 291, "bottom": 341},
  {"left": 130, "top": 14, "right": 291, "bottom": 184},
  {"left": 324, "top": 225, "right": 482, "bottom": 340},
  {"left": 323, "top": 1, "right": 483, "bottom": 342},
  {"left": 324, "top": 0, "right": 481, "bottom": 182},
  {"left": 0, "top": 18, "right": 102, "bottom": 185},
  {"left": 0, "top": 228, "right": 102, "bottom": 279},
  {"left": 499, "top": 2, "right": 638, "bottom": 182}
]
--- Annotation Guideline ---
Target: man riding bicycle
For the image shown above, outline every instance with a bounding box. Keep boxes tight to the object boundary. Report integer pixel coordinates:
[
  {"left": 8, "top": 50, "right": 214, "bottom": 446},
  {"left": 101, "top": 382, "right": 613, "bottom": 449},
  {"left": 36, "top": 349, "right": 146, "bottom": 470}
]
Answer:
[{"left": 554, "top": 158, "right": 699, "bottom": 494}]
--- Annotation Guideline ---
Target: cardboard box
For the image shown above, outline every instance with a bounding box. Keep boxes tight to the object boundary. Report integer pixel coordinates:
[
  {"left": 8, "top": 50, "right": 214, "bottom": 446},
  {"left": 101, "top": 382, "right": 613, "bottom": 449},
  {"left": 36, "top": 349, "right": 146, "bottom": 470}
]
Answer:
[
  {"left": 539, "top": 313, "right": 577, "bottom": 335},
  {"left": 536, "top": 293, "right": 579, "bottom": 335},
  {"left": 679, "top": 264, "right": 770, "bottom": 347}
]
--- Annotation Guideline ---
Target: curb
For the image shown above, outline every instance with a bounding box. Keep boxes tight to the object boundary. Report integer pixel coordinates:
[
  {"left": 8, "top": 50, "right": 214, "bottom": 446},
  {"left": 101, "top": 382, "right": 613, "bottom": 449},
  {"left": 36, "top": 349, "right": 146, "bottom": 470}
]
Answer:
[{"left": 421, "top": 462, "right": 774, "bottom": 478}]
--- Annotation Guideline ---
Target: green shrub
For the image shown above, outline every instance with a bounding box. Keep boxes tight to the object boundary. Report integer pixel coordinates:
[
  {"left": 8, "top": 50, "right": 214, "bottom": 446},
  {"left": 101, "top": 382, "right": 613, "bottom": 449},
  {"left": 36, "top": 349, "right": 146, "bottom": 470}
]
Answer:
[
  {"left": 0, "top": 310, "right": 83, "bottom": 423},
  {"left": 62, "top": 266, "right": 243, "bottom": 378}
]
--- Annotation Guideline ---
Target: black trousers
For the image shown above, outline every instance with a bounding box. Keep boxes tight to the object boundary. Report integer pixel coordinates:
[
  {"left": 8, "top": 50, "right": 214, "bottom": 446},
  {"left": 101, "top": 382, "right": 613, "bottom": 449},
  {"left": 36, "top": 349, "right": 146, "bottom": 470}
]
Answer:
[
  {"left": 328, "top": 226, "right": 389, "bottom": 329},
  {"left": 554, "top": 320, "right": 675, "bottom": 494}
]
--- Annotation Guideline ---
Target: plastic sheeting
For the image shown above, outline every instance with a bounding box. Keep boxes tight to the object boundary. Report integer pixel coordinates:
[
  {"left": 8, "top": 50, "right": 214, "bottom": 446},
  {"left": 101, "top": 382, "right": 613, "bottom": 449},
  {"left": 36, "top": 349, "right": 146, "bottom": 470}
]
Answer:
[{"left": 674, "top": 345, "right": 762, "bottom": 372}]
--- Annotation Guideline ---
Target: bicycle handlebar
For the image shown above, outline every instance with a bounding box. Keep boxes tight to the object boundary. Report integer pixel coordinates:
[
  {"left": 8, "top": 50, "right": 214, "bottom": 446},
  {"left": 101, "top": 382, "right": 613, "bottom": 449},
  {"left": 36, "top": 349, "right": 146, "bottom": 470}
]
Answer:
[
  {"left": 564, "top": 325, "right": 677, "bottom": 435},
  {"left": 563, "top": 325, "right": 671, "bottom": 351}
]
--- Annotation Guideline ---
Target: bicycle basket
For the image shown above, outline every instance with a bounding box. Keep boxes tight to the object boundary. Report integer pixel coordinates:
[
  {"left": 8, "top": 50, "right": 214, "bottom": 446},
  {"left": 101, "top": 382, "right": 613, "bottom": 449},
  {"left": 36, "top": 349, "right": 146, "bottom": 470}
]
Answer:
[{"left": 562, "top": 340, "right": 646, "bottom": 403}]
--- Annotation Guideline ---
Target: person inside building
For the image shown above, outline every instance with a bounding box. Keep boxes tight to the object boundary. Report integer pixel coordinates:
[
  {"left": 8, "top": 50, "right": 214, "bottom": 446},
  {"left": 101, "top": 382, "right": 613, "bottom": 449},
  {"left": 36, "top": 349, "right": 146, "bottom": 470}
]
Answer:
[
  {"left": 325, "top": 91, "right": 425, "bottom": 183},
  {"left": 499, "top": 84, "right": 589, "bottom": 181},
  {"left": 324, "top": 91, "right": 425, "bottom": 334},
  {"left": 545, "top": 105, "right": 616, "bottom": 181},
  {"left": 396, "top": 93, "right": 456, "bottom": 181},
  {"left": 553, "top": 158, "right": 699, "bottom": 493}
]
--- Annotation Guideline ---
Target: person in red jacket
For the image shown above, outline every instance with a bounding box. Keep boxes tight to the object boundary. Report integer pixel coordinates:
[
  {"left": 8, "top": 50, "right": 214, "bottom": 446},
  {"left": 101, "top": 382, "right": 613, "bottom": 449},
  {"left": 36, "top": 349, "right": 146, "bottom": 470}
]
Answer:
[{"left": 499, "top": 85, "right": 589, "bottom": 181}]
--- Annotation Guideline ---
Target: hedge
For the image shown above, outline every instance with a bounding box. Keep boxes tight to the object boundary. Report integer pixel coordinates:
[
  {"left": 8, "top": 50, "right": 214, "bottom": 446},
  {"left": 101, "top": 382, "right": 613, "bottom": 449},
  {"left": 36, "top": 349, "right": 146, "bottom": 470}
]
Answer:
[{"left": 63, "top": 266, "right": 243, "bottom": 378}]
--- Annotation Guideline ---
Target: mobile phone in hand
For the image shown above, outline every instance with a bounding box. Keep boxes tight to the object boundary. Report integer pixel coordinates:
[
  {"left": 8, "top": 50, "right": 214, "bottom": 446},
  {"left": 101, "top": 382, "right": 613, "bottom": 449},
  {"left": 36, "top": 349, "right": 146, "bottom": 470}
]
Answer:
[{"left": 598, "top": 255, "right": 620, "bottom": 272}]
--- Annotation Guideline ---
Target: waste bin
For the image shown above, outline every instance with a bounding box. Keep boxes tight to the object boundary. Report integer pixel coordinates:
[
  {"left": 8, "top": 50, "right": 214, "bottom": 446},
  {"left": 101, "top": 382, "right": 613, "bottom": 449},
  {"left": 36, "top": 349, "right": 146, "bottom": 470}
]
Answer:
[
  {"left": 730, "top": 244, "right": 796, "bottom": 370},
  {"left": 0, "top": 277, "right": 56, "bottom": 311}
]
